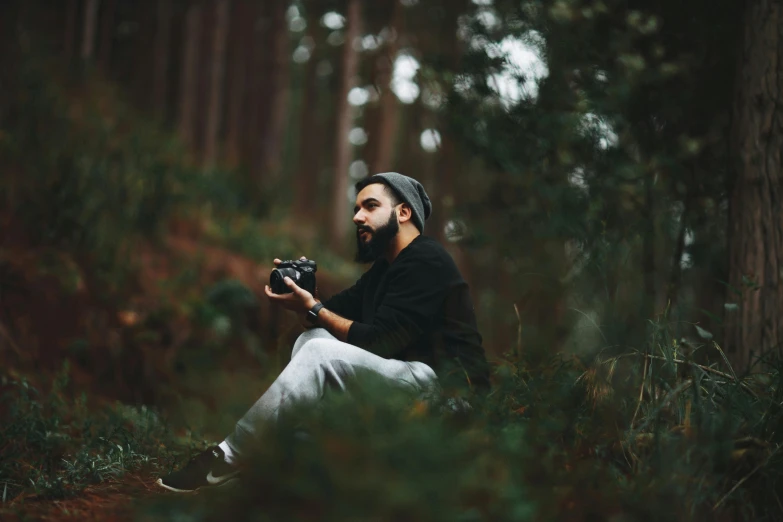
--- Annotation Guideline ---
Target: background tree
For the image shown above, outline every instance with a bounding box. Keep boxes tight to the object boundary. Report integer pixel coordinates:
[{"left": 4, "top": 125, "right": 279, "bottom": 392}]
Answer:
[
  {"left": 363, "top": 0, "right": 403, "bottom": 175},
  {"left": 329, "top": 0, "right": 361, "bottom": 252},
  {"left": 252, "top": 0, "right": 291, "bottom": 190},
  {"left": 64, "top": 0, "right": 79, "bottom": 62},
  {"left": 178, "top": 2, "right": 202, "bottom": 151},
  {"left": 293, "top": 1, "right": 328, "bottom": 222},
  {"left": 224, "top": 0, "right": 254, "bottom": 167},
  {"left": 97, "top": 0, "right": 117, "bottom": 70},
  {"left": 81, "top": 0, "right": 100, "bottom": 60},
  {"left": 204, "top": 0, "right": 230, "bottom": 168},
  {"left": 152, "top": 0, "right": 172, "bottom": 117},
  {"left": 725, "top": 0, "right": 783, "bottom": 372}
]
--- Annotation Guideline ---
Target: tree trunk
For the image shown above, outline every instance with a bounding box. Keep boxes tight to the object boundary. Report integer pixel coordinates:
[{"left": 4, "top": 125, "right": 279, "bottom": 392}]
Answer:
[
  {"left": 400, "top": 97, "right": 424, "bottom": 178},
  {"left": 204, "top": 0, "right": 231, "bottom": 167},
  {"left": 224, "top": 0, "right": 253, "bottom": 166},
  {"left": 97, "top": 0, "right": 116, "bottom": 71},
  {"left": 81, "top": 0, "right": 100, "bottom": 60},
  {"left": 252, "top": 0, "right": 291, "bottom": 188},
  {"left": 366, "top": 0, "right": 402, "bottom": 175},
  {"left": 127, "top": 3, "right": 156, "bottom": 111},
  {"left": 293, "top": 7, "right": 323, "bottom": 219},
  {"left": 432, "top": 1, "right": 467, "bottom": 245},
  {"left": 193, "top": 3, "right": 217, "bottom": 159},
  {"left": 725, "top": 0, "right": 783, "bottom": 372},
  {"left": 434, "top": 138, "right": 457, "bottom": 244},
  {"left": 666, "top": 196, "right": 691, "bottom": 310},
  {"left": 243, "top": 4, "right": 264, "bottom": 169},
  {"left": 641, "top": 171, "right": 656, "bottom": 320},
  {"left": 152, "top": 0, "right": 172, "bottom": 117},
  {"left": 64, "top": 0, "right": 79, "bottom": 62},
  {"left": 329, "top": 0, "right": 362, "bottom": 251},
  {"left": 178, "top": 3, "right": 202, "bottom": 150},
  {"left": 0, "top": 2, "right": 21, "bottom": 130}
]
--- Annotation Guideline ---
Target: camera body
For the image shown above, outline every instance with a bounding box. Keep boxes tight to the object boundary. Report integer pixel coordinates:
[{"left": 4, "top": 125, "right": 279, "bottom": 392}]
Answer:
[{"left": 269, "top": 258, "right": 317, "bottom": 295}]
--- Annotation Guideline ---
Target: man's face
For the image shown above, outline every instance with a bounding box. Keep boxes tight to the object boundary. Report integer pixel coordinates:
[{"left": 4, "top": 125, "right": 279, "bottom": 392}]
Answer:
[{"left": 353, "top": 184, "right": 401, "bottom": 264}]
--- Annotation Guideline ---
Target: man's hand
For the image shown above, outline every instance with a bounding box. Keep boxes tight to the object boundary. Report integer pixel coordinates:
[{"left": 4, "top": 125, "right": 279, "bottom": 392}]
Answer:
[
  {"left": 268, "top": 257, "right": 354, "bottom": 341},
  {"left": 265, "top": 256, "right": 318, "bottom": 315}
]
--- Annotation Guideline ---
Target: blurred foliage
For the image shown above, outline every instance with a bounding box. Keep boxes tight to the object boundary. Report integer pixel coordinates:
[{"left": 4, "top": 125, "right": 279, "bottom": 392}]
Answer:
[
  {"left": 2, "top": 319, "right": 781, "bottom": 519},
  {"left": 411, "top": 0, "right": 741, "bottom": 359},
  {"left": 0, "top": 54, "right": 183, "bottom": 275},
  {"left": 134, "top": 315, "right": 782, "bottom": 521},
  {"left": 0, "top": 46, "right": 359, "bottom": 298}
]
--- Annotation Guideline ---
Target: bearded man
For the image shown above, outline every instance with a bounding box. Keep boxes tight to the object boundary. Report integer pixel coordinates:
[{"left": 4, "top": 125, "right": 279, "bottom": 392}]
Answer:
[{"left": 157, "top": 173, "right": 490, "bottom": 492}]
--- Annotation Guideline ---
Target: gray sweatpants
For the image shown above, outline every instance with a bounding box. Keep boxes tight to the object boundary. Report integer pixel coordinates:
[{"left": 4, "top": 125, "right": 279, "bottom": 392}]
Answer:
[{"left": 224, "top": 327, "right": 439, "bottom": 456}]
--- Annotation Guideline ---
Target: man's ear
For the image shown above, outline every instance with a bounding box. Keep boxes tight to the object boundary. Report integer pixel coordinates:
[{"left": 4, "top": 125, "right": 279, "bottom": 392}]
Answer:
[{"left": 398, "top": 203, "right": 413, "bottom": 223}]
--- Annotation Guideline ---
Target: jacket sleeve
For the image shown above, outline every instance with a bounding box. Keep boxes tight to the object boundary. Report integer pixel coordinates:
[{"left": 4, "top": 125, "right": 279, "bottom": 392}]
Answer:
[
  {"left": 320, "top": 271, "right": 368, "bottom": 322},
  {"left": 347, "top": 256, "right": 446, "bottom": 358}
]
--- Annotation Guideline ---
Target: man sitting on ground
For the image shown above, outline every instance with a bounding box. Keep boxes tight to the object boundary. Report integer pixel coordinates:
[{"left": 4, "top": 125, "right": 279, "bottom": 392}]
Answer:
[{"left": 157, "top": 173, "right": 490, "bottom": 492}]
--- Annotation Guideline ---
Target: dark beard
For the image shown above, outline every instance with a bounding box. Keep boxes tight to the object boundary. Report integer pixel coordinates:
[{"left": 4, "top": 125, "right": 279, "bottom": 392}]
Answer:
[{"left": 354, "top": 210, "right": 399, "bottom": 264}]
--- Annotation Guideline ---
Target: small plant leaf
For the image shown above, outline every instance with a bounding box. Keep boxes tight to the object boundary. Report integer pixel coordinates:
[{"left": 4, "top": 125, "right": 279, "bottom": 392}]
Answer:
[
  {"left": 724, "top": 303, "right": 739, "bottom": 311},
  {"left": 694, "top": 324, "right": 713, "bottom": 340}
]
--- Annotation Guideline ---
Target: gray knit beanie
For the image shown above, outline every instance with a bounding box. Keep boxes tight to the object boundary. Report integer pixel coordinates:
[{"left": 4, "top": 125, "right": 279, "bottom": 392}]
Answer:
[{"left": 372, "top": 172, "right": 432, "bottom": 232}]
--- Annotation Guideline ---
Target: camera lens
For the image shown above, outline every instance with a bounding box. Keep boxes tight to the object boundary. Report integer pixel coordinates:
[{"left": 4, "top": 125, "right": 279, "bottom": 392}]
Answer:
[{"left": 270, "top": 268, "right": 294, "bottom": 294}]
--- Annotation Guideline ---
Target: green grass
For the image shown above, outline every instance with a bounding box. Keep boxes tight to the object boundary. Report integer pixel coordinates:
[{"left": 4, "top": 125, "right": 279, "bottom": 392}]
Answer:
[{"left": 0, "top": 362, "right": 197, "bottom": 505}]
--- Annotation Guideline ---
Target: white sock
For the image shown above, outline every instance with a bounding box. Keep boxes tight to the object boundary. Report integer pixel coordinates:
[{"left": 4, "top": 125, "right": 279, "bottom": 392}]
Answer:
[{"left": 218, "top": 441, "right": 237, "bottom": 465}]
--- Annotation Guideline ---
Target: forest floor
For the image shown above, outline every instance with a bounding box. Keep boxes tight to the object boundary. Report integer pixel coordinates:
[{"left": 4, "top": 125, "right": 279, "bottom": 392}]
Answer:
[{"left": 2, "top": 471, "right": 161, "bottom": 521}]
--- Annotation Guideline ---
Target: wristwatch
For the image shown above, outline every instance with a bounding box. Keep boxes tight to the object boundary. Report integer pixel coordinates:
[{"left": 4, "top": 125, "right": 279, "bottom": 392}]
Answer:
[{"left": 306, "top": 302, "right": 325, "bottom": 324}]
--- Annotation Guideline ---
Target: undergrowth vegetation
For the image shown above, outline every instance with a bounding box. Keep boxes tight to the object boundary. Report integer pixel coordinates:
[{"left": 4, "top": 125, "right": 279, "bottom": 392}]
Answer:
[
  {"left": 0, "top": 362, "right": 197, "bottom": 506},
  {"left": 141, "top": 317, "right": 783, "bottom": 521},
  {"left": 1, "top": 316, "right": 780, "bottom": 520}
]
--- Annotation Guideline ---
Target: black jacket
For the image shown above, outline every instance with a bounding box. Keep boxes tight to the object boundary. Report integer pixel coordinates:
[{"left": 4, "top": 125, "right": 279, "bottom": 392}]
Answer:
[{"left": 321, "top": 235, "right": 490, "bottom": 392}]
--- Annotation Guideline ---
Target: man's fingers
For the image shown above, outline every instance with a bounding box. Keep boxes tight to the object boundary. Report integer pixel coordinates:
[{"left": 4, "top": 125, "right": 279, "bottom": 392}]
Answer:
[
  {"left": 273, "top": 257, "right": 306, "bottom": 265},
  {"left": 284, "top": 277, "right": 307, "bottom": 297},
  {"left": 266, "top": 284, "right": 293, "bottom": 302},
  {"left": 265, "top": 283, "right": 304, "bottom": 314}
]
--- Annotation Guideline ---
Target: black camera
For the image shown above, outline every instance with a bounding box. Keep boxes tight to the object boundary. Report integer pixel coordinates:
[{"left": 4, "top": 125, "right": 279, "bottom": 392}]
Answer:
[{"left": 269, "top": 258, "right": 317, "bottom": 295}]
